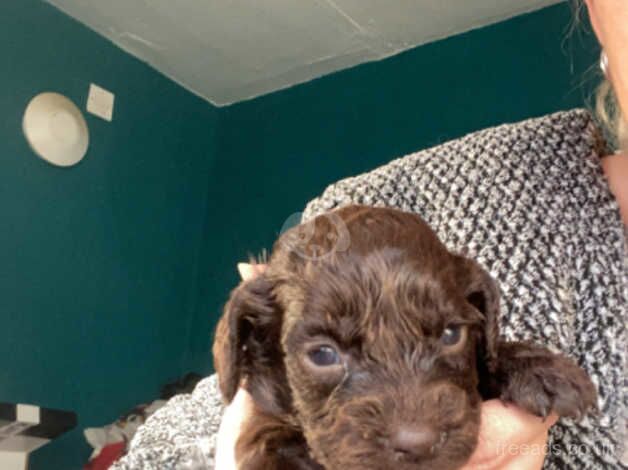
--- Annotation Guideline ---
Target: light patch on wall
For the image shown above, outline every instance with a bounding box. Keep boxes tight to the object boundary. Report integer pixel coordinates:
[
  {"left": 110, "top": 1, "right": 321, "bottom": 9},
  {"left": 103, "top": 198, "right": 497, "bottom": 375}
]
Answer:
[{"left": 86, "top": 83, "right": 115, "bottom": 122}]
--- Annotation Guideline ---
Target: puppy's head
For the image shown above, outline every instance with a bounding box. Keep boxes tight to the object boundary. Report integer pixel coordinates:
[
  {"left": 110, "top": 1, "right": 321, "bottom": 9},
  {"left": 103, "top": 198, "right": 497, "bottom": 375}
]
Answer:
[{"left": 213, "top": 205, "right": 500, "bottom": 469}]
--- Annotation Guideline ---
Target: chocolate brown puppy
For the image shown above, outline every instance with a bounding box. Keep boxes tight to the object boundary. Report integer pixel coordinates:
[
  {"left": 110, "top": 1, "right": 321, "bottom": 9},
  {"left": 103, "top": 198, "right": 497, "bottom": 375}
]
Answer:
[{"left": 213, "top": 205, "right": 596, "bottom": 470}]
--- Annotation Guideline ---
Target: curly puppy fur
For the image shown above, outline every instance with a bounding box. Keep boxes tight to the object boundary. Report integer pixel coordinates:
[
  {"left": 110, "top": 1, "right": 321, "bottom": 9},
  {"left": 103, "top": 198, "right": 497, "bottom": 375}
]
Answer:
[{"left": 213, "top": 205, "right": 596, "bottom": 470}]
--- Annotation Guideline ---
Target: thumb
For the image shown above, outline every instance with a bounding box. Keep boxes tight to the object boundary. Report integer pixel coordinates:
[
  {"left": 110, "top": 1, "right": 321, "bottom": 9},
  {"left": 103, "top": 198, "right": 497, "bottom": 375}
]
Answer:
[
  {"left": 215, "top": 388, "right": 254, "bottom": 470},
  {"left": 465, "top": 400, "right": 558, "bottom": 468}
]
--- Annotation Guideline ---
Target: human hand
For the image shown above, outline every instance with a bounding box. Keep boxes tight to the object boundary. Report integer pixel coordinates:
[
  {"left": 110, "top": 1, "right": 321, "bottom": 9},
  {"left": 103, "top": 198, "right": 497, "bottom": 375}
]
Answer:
[
  {"left": 214, "top": 262, "right": 266, "bottom": 470},
  {"left": 215, "top": 386, "right": 254, "bottom": 470},
  {"left": 461, "top": 399, "right": 558, "bottom": 470},
  {"left": 215, "top": 396, "right": 557, "bottom": 470}
]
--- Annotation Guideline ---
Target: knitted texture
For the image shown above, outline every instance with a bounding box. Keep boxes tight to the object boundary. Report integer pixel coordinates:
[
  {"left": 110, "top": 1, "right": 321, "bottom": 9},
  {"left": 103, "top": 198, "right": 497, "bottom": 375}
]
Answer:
[
  {"left": 112, "top": 109, "right": 626, "bottom": 469},
  {"left": 111, "top": 374, "right": 222, "bottom": 469}
]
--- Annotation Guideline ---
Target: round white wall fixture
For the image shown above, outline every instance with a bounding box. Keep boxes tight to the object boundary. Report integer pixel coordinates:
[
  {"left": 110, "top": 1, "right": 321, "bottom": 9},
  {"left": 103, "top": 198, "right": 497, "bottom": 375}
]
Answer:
[{"left": 22, "top": 92, "right": 89, "bottom": 167}]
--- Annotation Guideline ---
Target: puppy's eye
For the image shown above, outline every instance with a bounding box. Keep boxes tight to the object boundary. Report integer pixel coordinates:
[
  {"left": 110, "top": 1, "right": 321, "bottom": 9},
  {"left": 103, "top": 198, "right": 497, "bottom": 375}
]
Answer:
[
  {"left": 440, "top": 325, "right": 464, "bottom": 346},
  {"left": 308, "top": 345, "right": 341, "bottom": 367}
]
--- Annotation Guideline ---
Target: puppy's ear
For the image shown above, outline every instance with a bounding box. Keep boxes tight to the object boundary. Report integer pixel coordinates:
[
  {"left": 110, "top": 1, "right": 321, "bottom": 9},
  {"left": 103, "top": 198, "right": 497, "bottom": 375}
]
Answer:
[
  {"left": 491, "top": 341, "right": 597, "bottom": 420},
  {"left": 456, "top": 257, "right": 501, "bottom": 374},
  {"left": 213, "top": 275, "right": 290, "bottom": 414}
]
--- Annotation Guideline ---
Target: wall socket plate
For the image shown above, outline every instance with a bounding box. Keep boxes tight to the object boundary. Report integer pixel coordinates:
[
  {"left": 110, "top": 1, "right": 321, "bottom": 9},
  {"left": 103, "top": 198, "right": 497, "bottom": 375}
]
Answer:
[{"left": 86, "top": 83, "right": 114, "bottom": 121}]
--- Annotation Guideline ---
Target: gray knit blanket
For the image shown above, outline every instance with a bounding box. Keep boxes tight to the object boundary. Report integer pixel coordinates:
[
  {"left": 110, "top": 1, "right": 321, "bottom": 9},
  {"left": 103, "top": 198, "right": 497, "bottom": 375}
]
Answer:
[{"left": 112, "top": 109, "right": 627, "bottom": 469}]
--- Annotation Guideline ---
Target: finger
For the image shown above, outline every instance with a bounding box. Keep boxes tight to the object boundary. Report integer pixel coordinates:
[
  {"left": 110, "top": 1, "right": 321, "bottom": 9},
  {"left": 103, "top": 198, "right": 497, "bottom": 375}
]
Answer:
[
  {"left": 497, "top": 429, "right": 551, "bottom": 470},
  {"left": 479, "top": 400, "right": 558, "bottom": 441},
  {"left": 464, "top": 428, "right": 551, "bottom": 470},
  {"left": 464, "top": 400, "right": 558, "bottom": 468},
  {"left": 237, "top": 263, "right": 268, "bottom": 280},
  {"left": 215, "top": 388, "right": 255, "bottom": 469}
]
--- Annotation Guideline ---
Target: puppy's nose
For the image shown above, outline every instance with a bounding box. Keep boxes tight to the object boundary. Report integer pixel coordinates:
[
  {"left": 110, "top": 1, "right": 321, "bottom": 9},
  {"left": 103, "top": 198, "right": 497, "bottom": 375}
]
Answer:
[{"left": 391, "top": 424, "right": 439, "bottom": 459}]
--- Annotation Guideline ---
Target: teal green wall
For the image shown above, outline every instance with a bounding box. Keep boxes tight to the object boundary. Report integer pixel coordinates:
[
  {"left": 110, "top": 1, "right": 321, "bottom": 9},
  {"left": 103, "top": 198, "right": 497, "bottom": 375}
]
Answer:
[
  {"left": 0, "top": 1, "right": 220, "bottom": 469},
  {"left": 186, "top": 2, "right": 600, "bottom": 368},
  {"left": 1, "top": 1, "right": 599, "bottom": 469}
]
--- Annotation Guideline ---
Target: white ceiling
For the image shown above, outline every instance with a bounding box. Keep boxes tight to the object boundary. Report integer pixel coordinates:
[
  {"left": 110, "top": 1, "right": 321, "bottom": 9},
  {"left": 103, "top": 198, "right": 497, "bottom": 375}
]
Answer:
[{"left": 46, "top": 0, "right": 562, "bottom": 107}]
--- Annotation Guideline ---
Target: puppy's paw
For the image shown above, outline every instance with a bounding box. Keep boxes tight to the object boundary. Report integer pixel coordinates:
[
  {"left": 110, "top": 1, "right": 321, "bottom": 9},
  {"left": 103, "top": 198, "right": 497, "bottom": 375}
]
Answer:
[{"left": 490, "top": 341, "right": 597, "bottom": 420}]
